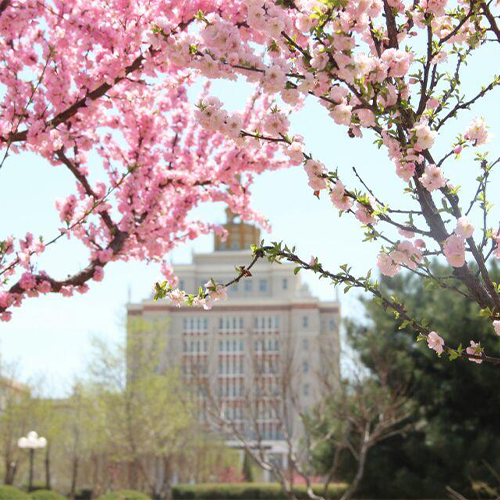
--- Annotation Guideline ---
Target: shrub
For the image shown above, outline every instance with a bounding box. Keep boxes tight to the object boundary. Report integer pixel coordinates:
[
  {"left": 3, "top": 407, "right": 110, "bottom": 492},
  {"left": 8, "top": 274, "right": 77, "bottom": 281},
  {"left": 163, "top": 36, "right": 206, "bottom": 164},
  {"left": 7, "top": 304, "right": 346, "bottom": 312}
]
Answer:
[
  {"left": 172, "top": 483, "right": 347, "bottom": 500},
  {"left": 0, "top": 486, "right": 30, "bottom": 500},
  {"left": 75, "top": 489, "right": 92, "bottom": 500},
  {"left": 30, "top": 490, "right": 66, "bottom": 500},
  {"left": 98, "top": 491, "right": 151, "bottom": 500}
]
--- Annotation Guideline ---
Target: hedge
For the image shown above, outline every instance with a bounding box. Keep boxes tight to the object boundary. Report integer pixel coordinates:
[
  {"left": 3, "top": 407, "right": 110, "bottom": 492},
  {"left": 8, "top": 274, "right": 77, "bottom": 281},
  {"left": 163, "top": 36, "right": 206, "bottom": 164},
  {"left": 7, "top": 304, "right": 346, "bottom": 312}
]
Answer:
[
  {"left": 172, "top": 483, "right": 348, "bottom": 500},
  {"left": 98, "top": 490, "right": 151, "bottom": 500},
  {"left": 30, "top": 490, "right": 67, "bottom": 500},
  {"left": 0, "top": 486, "right": 30, "bottom": 500}
]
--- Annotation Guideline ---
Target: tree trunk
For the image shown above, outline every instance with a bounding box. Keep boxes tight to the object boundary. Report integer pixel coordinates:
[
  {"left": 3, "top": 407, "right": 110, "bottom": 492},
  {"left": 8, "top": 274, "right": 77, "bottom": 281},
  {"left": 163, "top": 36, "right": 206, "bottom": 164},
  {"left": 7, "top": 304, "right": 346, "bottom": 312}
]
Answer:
[
  {"left": 339, "top": 426, "right": 370, "bottom": 500},
  {"left": 45, "top": 445, "right": 51, "bottom": 490},
  {"left": 70, "top": 456, "right": 79, "bottom": 499}
]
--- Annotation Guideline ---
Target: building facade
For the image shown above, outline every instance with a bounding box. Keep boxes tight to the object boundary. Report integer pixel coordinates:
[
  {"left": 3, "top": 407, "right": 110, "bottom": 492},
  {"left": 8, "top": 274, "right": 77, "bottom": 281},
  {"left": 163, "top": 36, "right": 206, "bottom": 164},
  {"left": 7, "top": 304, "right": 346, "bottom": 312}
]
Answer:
[{"left": 127, "top": 212, "right": 341, "bottom": 479}]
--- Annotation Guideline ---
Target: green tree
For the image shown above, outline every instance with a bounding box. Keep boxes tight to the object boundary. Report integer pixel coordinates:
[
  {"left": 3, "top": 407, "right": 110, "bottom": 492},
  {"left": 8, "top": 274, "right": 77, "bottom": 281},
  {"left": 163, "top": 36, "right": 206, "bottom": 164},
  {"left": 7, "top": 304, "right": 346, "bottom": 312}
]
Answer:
[
  {"left": 242, "top": 452, "right": 254, "bottom": 483},
  {"left": 0, "top": 362, "right": 32, "bottom": 486},
  {"left": 341, "top": 264, "right": 500, "bottom": 498},
  {"left": 88, "top": 317, "right": 202, "bottom": 499}
]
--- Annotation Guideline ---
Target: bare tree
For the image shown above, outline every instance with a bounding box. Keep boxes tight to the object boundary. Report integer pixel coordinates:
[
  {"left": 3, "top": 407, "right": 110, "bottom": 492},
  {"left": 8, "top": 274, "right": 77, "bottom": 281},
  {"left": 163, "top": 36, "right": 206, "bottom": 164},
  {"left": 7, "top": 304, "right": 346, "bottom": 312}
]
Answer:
[{"left": 191, "top": 335, "right": 411, "bottom": 500}]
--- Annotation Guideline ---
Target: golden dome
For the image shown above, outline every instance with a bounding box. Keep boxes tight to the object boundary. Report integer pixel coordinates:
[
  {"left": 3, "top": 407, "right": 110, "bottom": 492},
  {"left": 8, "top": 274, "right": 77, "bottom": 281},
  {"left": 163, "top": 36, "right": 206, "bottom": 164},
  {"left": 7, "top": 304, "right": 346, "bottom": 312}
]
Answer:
[{"left": 214, "top": 208, "right": 261, "bottom": 251}]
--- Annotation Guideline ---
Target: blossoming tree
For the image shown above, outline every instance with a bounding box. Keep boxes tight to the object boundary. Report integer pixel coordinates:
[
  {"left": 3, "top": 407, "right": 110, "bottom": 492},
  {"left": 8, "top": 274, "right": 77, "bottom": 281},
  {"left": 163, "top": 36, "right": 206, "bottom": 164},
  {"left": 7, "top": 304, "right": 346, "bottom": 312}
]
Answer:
[
  {"left": 0, "top": 1, "right": 286, "bottom": 321},
  {"left": 151, "top": 0, "right": 500, "bottom": 365}
]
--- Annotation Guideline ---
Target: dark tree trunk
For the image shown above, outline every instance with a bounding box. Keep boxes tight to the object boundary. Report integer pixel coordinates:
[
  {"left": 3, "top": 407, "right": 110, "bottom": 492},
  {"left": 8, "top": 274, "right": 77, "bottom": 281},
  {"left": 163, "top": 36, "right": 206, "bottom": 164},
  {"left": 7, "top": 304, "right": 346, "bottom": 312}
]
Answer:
[
  {"left": 45, "top": 445, "right": 51, "bottom": 490},
  {"left": 70, "top": 456, "right": 79, "bottom": 499}
]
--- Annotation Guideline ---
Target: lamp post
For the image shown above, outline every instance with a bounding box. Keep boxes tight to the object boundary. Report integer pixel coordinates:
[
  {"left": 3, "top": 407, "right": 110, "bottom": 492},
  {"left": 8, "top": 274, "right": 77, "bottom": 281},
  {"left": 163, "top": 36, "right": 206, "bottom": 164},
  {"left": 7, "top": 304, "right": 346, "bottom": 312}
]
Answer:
[{"left": 18, "top": 431, "right": 47, "bottom": 491}]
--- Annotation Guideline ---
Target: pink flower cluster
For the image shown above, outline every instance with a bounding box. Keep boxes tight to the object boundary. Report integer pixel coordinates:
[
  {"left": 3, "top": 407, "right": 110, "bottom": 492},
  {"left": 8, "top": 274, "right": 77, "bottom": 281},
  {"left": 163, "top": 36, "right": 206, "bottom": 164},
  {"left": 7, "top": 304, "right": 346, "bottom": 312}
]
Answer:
[
  {"left": 443, "top": 216, "right": 474, "bottom": 268},
  {"left": 464, "top": 118, "right": 490, "bottom": 146},
  {"left": 377, "top": 240, "right": 424, "bottom": 277}
]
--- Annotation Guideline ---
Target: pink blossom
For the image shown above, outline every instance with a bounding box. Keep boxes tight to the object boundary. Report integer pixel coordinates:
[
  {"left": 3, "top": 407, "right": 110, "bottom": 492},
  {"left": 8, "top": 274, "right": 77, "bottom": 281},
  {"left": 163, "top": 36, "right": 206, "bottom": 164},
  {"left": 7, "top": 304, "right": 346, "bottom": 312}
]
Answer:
[
  {"left": 19, "top": 273, "right": 36, "bottom": 290},
  {"left": 304, "top": 160, "right": 327, "bottom": 191},
  {"left": 391, "top": 240, "right": 423, "bottom": 270},
  {"left": 93, "top": 266, "right": 105, "bottom": 282},
  {"left": 357, "top": 109, "right": 376, "bottom": 128},
  {"left": 329, "top": 86, "right": 348, "bottom": 103},
  {"left": 381, "top": 48, "right": 412, "bottom": 78},
  {"left": 464, "top": 117, "right": 490, "bottom": 146},
  {"left": 1, "top": 312, "right": 12, "bottom": 322},
  {"left": 330, "top": 103, "right": 352, "bottom": 126},
  {"left": 330, "top": 180, "right": 354, "bottom": 211},
  {"left": 38, "top": 281, "right": 51, "bottom": 294},
  {"left": 281, "top": 89, "right": 301, "bottom": 106},
  {"left": 377, "top": 252, "right": 400, "bottom": 277},
  {"left": 493, "top": 320, "right": 500, "bottom": 336},
  {"left": 98, "top": 249, "right": 113, "bottom": 263},
  {"left": 421, "top": 164, "right": 446, "bottom": 192},
  {"left": 168, "top": 288, "right": 185, "bottom": 307},
  {"left": 427, "top": 331, "right": 445, "bottom": 355},
  {"left": 455, "top": 216, "right": 474, "bottom": 239},
  {"left": 398, "top": 228, "right": 415, "bottom": 238},
  {"left": 395, "top": 161, "right": 416, "bottom": 182},
  {"left": 466, "top": 340, "right": 483, "bottom": 363},
  {"left": 203, "top": 282, "right": 228, "bottom": 310},
  {"left": 443, "top": 235, "right": 465, "bottom": 268},
  {"left": 286, "top": 139, "right": 304, "bottom": 165},
  {"left": 262, "top": 66, "right": 287, "bottom": 93},
  {"left": 60, "top": 287, "right": 74, "bottom": 297},
  {"left": 0, "top": 292, "right": 14, "bottom": 309},
  {"left": 355, "top": 202, "right": 377, "bottom": 225},
  {"left": 263, "top": 112, "right": 290, "bottom": 136},
  {"left": 414, "top": 122, "right": 437, "bottom": 151}
]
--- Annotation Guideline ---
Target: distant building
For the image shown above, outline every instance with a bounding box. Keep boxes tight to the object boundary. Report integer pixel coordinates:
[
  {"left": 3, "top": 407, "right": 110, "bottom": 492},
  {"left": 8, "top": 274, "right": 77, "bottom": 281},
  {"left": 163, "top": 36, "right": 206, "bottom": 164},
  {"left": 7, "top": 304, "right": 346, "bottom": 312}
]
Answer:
[{"left": 127, "top": 210, "right": 341, "bottom": 481}]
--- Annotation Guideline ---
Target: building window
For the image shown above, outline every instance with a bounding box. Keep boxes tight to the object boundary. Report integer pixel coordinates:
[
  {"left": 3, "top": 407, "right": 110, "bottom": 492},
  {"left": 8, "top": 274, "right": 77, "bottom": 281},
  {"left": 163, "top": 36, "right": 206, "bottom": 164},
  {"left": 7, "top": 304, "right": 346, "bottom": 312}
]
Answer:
[
  {"left": 244, "top": 280, "right": 252, "bottom": 292},
  {"left": 329, "top": 318, "right": 337, "bottom": 330},
  {"left": 179, "top": 279, "right": 185, "bottom": 290},
  {"left": 303, "top": 338, "right": 309, "bottom": 350},
  {"left": 302, "top": 316, "right": 309, "bottom": 328},
  {"left": 282, "top": 278, "right": 288, "bottom": 290},
  {"left": 259, "top": 279, "right": 267, "bottom": 292},
  {"left": 303, "top": 361, "right": 309, "bottom": 373},
  {"left": 303, "top": 383, "right": 310, "bottom": 397}
]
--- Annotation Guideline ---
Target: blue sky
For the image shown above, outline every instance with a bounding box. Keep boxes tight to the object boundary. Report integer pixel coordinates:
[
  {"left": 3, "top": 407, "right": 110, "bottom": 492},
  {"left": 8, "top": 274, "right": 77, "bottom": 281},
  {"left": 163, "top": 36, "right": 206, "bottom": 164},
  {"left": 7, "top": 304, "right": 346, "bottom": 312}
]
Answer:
[{"left": 1, "top": 43, "right": 499, "bottom": 395}]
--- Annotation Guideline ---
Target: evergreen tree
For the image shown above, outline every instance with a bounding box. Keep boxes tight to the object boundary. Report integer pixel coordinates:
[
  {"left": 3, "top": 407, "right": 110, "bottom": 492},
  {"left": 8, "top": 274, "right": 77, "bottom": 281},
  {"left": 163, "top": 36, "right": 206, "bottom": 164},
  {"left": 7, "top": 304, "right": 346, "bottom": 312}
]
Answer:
[{"left": 320, "top": 263, "right": 500, "bottom": 498}]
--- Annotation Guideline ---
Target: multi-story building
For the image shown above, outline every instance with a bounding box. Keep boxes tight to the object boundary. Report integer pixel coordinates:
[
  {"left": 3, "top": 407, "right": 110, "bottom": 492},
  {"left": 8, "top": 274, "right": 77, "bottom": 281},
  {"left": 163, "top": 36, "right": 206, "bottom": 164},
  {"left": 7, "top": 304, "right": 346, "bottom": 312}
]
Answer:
[{"left": 127, "top": 211, "right": 341, "bottom": 479}]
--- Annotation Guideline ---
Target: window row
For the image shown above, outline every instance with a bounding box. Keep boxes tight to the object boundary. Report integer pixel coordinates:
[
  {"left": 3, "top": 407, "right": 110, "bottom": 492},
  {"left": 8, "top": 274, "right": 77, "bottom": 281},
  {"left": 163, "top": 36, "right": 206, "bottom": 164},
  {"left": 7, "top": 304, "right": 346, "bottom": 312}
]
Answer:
[
  {"left": 182, "top": 340, "right": 209, "bottom": 353},
  {"left": 223, "top": 406, "right": 245, "bottom": 420},
  {"left": 254, "top": 338, "right": 280, "bottom": 353},
  {"left": 219, "top": 339, "right": 244, "bottom": 353},
  {"left": 254, "top": 361, "right": 280, "bottom": 375},
  {"left": 182, "top": 317, "right": 209, "bottom": 332},
  {"left": 321, "top": 317, "right": 338, "bottom": 331},
  {"left": 182, "top": 362, "right": 208, "bottom": 375},
  {"left": 179, "top": 277, "right": 291, "bottom": 295},
  {"left": 218, "top": 359, "right": 245, "bottom": 375},
  {"left": 218, "top": 382, "right": 245, "bottom": 397},
  {"left": 254, "top": 315, "right": 280, "bottom": 331},
  {"left": 219, "top": 316, "right": 244, "bottom": 331}
]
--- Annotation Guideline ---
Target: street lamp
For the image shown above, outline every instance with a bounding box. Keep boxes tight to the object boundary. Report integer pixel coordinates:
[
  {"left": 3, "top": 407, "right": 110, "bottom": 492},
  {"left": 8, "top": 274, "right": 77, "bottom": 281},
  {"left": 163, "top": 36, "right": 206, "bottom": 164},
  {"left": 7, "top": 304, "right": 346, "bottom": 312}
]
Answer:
[{"left": 18, "top": 431, "right": 47, "bottom": 491}]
